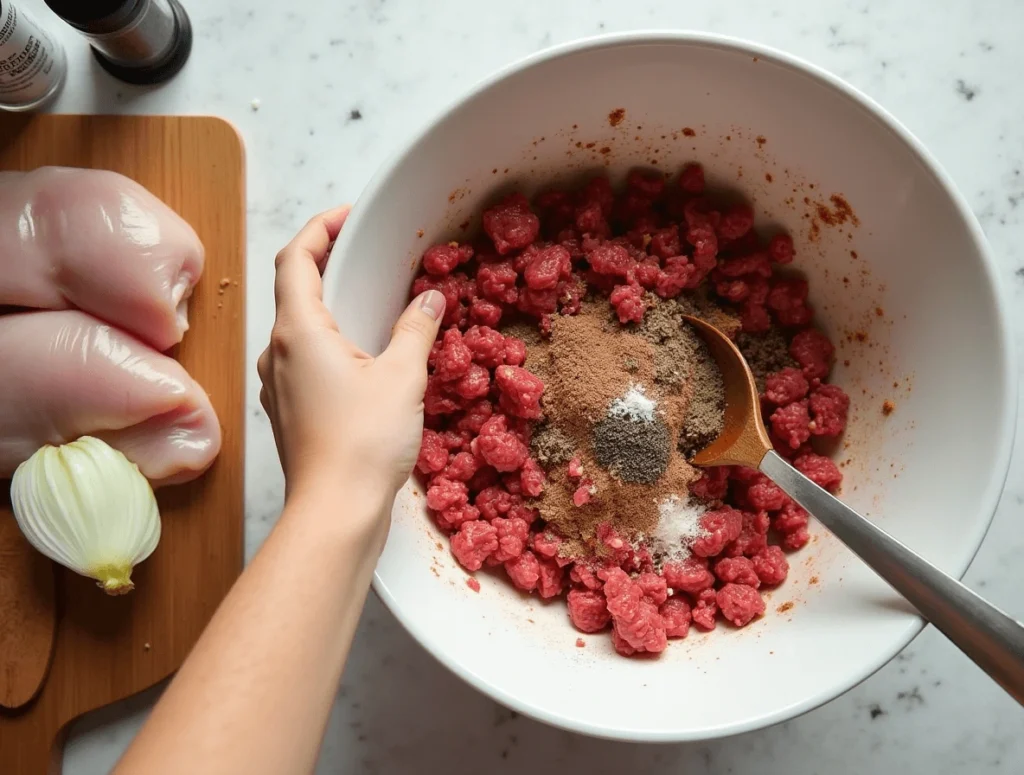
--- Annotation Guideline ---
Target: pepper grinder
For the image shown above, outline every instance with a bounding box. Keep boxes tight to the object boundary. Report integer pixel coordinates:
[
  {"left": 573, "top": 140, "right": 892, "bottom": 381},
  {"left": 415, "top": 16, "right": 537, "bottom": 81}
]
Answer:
[{"left": 43, "top": 0, "right": 192, "bottom": 85}]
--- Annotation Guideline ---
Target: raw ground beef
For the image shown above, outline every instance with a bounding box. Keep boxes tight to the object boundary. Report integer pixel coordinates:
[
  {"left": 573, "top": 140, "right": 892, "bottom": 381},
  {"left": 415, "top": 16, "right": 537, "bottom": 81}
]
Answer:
[{"left": 413, "top": 164, "right": 849, "bottom": 658}]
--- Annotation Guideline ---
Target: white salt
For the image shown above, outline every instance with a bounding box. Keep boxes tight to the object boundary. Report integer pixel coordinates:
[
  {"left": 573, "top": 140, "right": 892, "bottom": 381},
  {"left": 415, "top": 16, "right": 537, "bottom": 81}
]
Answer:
[
  {"left": 608, "top": 384, "right": 657, "bottom": 423},
  {"left": 649, "top": 495, "right": 708, "bottom": 562}
]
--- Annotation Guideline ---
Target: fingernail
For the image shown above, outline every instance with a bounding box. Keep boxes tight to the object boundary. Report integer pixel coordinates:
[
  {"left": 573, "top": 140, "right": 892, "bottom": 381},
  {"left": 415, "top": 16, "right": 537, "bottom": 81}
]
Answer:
[{"left": 418, "top": 290, "right": 446, "bottom": 321}]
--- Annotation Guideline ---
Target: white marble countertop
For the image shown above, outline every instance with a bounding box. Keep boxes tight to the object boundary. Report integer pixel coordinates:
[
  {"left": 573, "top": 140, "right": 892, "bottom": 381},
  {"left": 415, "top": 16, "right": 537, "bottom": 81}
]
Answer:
[{"left": 24, "top": 0, "right": 1023, "bottom": 771}]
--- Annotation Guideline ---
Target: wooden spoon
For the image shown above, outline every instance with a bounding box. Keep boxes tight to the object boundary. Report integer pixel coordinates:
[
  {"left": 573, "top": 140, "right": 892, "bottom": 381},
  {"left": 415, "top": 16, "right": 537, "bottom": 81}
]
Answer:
[{"left": 683, "top": 314, "right": 1024, "bottom": 705}]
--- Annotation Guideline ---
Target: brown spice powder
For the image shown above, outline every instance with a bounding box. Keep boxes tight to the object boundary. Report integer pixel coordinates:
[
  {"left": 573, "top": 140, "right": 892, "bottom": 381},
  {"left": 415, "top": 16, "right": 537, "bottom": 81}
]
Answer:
[
  {"left": 640, "top": 299, "right": 696, "bottom": 389},
  {"left": 673, "top": 289, "right": 742, "bottom": 338},
  {"left": 679, "top": 336, "right": 725, "bottom": 457},
  {"left": 639, "top": 294, "right": 727, "bottom": 456},
  {"left": 535, "top": 302, "right": 652, "bottom": 438},
  {"left": 530, "top": 423, "right": 575, "bottom": 466},
  {"left": 539, "top": 444, "right": 699, "bottom": 560},
  {"left": 501, "top": 319, "right": 544, "bottom": 348},
  {"left": 736, "top": 327, "right": 795, "bottom": 392},
  {"left": 815, "top": 194, "right": 860, "bottom": 227},
  {"left": 639, "top": 293, "right": 737, "bottom": 389},
  {"left": 524, "top": 297, "right": 731, "bottom": 560}
]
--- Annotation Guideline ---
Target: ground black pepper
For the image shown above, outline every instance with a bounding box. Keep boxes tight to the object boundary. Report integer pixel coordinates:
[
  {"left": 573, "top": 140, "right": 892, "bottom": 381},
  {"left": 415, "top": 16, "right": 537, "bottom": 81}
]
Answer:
[
  {"left": 592, "top": 415, "right": 671, "bottom": 484},
  {"left": 736, "top": 327, "right": 795, "bottom": 392},
  {"left": 639, "top": 296, "right": 697, "bottom": 389},
  {"left": 639, "top": 293, "right": 738, "bottom": 389},
  {"left": 679, "top": 333, "right": 725, "bottom": 457}
]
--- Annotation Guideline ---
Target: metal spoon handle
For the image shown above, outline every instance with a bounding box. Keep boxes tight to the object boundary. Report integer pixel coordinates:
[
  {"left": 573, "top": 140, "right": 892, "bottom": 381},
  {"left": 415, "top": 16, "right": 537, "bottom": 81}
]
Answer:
[{"left": 760, "top": 450, "right": 1024, "bottom": 705}]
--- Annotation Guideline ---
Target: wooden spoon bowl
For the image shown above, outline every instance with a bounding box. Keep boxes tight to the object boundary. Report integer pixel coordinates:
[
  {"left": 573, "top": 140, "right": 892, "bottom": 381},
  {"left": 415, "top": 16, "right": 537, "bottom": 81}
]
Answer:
[{"left": 683, "top": 315, "right": 771, "bottom": 470}]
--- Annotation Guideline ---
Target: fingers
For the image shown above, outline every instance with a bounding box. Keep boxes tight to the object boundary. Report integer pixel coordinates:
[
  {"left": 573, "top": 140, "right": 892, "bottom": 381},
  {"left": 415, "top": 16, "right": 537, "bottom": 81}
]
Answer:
[
  {"left": 257, "top": 348, "right": 279, "bottom": 426},
  {"left": 379, "top": 290, "right": 445, "bottom": 371},
  {"left": 274, "top": 205, "right": 351, "bottom": 327},
  {"left": 258, "top": 368, "right": 286, "bottom": 466},
  {"left": 317, "top": 241, "right": 336, "bottom": 275},
  {"left": 256, "top": 348, "right": 270, "bottom": 383}
]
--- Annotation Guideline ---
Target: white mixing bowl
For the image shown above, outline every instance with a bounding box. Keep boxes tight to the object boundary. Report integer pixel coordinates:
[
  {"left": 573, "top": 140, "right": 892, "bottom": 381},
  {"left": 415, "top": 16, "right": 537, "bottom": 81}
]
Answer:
[{"left": 323, "top": 32, "right": 1015, "bottom": 741}]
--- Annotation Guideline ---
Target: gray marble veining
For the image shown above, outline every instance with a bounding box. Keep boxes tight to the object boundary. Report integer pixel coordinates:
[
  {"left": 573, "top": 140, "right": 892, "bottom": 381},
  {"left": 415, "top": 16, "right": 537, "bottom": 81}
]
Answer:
[{"left": 22, "top": 0, "right": 1024, "bottom": 771}]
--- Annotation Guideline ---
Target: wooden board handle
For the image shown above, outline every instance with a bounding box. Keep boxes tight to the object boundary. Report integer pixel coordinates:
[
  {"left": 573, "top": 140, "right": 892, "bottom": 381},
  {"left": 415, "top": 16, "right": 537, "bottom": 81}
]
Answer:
[
  {"left": 0, "top": 504, "right": 57, "bottom": 710},
  {"left": 0, "top": 718, "right": 69, "bottom": 774}
]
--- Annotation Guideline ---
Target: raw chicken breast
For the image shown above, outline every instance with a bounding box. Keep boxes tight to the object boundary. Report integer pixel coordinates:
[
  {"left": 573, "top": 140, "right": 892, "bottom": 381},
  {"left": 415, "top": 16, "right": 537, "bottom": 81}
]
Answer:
[
  {"left": 0, "top": 167, "right": 204, "bottom": 352},
  {"left": 0, "top": 311, "right": 221, "bottom": 487}
]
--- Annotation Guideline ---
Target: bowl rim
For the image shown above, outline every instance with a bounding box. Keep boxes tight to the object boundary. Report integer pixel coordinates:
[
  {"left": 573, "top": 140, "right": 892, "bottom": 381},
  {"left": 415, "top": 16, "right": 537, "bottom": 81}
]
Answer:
[{"left": 328, "top": 30, "right": 1018, "bottom": 742}]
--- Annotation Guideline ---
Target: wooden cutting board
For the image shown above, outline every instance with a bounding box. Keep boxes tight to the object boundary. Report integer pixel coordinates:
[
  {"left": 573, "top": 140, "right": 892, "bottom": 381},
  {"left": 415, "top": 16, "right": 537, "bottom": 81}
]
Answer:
[{"left": 0, "top": 115, "right": 246, "bottom": 774}]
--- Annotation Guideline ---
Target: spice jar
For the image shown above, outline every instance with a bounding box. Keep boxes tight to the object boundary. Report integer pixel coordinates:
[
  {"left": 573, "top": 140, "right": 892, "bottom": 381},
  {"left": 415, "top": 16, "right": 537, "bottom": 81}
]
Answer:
[
  {"left": 0, "top": 1, "right": 66, "bottom": 111},
  {"left": 43, "top": 0, "right": 192, "bottom": 85}
]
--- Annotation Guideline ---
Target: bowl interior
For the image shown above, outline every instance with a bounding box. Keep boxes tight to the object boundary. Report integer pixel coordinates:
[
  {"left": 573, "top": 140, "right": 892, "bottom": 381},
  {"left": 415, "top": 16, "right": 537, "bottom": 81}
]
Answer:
[{"left": 323, "top": 36, "right": 1013, "bottom": 740}]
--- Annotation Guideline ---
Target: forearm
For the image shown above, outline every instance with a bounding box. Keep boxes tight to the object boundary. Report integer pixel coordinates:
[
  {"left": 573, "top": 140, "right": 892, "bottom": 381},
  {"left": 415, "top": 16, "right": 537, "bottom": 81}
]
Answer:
[{"left": 114, "top": 482, "right": 388, "bottom": 775}]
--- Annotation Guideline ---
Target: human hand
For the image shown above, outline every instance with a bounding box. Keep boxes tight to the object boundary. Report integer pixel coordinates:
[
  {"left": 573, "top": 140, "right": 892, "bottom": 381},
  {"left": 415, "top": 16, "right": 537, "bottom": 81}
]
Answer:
[{"left": 257, "top": 206, "right": 445, "bottom": 544}]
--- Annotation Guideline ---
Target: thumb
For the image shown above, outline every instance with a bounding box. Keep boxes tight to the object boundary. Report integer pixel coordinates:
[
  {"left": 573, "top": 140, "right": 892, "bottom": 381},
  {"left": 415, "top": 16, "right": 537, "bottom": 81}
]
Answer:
[{"left": 380, "top": 290, "right": 445, "bottom": 369}]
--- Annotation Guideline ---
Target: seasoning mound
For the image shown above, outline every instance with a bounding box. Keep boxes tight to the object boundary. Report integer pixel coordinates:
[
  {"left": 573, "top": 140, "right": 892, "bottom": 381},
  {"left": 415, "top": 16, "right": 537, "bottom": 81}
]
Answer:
[{"left": 526, "top": 297, "right": 730, "bottom": 559}]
